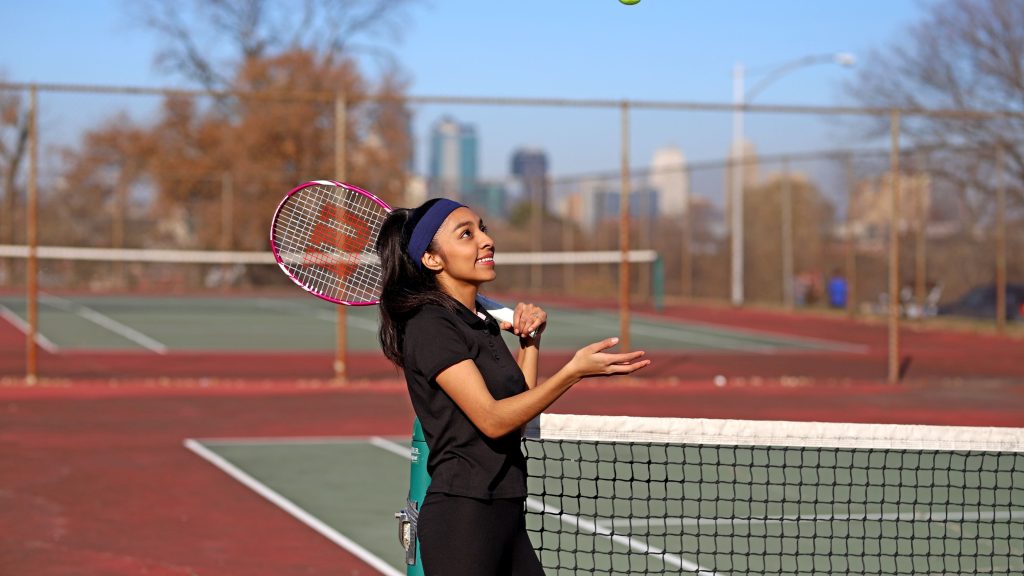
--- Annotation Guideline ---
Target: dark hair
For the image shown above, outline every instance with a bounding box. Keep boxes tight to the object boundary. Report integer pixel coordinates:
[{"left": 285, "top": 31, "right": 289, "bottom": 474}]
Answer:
[{"left": 376, "top": 207, "right": 460, "bottom": 366}]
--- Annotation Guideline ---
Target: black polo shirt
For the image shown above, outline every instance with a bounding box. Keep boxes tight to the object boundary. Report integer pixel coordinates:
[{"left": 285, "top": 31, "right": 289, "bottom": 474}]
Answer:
[{"left": 403, "top": 302, "right": 528, "bottom": 500}]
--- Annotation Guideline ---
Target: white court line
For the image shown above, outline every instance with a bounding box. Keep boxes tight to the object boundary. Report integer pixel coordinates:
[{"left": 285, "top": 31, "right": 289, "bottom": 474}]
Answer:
[
  {"left": 184, "top": 439, "right": 403, "bottom": 576},
  {"left": 524, "top": 498, "right": 720, "bottom": 576},
  {"left": 204, "top": 436, "right": 386, "bottom": 446},
  {"left": 368, "top": 437, "right": 721, "bottom": 576},
  {"left": 39, "top": 293, "right": 168, "bottom": 354},
  {"left": 370, "top": 436, "right": 415, "bottom": 459},
  {"left": 0, "top": 304, "right": 59, "bottom": 353},
  {"left": 558, "top": 311, "right": 779, "bottom": 354},
  {"left": 613, "top": 509, "right": 1024, "bottom": 528}
]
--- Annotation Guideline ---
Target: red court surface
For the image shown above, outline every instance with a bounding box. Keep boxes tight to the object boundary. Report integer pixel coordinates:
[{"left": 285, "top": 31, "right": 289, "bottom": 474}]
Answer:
[{"left": 2, "top": 374, "right": 1023, "bottom": 576}]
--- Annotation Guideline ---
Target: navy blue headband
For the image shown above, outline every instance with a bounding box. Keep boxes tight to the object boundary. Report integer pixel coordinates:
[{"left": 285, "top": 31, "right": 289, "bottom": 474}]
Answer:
[{"left": 407, "top": 198, "right": 465, "bottom": 269}]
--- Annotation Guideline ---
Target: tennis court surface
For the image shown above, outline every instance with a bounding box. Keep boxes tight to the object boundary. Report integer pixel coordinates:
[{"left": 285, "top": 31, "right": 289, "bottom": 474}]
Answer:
[
  {"left": 185, "top": 413, "right": 1023, "bottom": 575},
  {"left": 2, "top": 292, "right": 1022, "bottom": 381}
]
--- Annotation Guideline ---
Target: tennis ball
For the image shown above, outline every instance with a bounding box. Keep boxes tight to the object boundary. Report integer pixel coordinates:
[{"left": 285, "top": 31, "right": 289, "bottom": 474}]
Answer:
[
  {"left": 620, "top": 0, "right": 641, "bottom": 5},
  {"left": 713, "top": 375, "right": 727, "bottom": 387}
]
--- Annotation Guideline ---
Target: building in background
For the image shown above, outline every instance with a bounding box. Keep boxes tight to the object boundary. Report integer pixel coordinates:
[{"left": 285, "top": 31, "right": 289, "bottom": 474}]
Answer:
[
  {"left": 724, "top": 138, "right": 759, "bottom": 226},
  {"left": 510, "top": 147, "right": 550, "bottom": 212},
  {"left": 428, "top": 116, "right": 478, "bottom": 200},
  {"left": 648, "top": 146, "right": 689, "bottom": 216},
  {"left": 846, "top": 171, "right": 933, "bottom": 252},
  {"left": 464, "top": 180, "right": 510, "bottom": 220},
  {"left": 563, "top": 182, "right": 660, "bottom": 231}
]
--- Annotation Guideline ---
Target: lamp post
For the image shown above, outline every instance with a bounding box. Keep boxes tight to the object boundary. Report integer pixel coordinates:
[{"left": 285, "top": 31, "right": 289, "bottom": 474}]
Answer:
[{"left": 730, "top": 52, "right": 855, "bottom": 307}]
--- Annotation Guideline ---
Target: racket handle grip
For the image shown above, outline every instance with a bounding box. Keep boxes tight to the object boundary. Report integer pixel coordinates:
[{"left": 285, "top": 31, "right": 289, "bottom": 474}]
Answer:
[{"left": 476, "top": 295, "right": 537, "bottom": 338}]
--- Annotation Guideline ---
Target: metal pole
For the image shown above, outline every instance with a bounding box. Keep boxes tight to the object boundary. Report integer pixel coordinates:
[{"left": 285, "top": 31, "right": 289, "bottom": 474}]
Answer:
[
  {"left": 113, "top": 176, "right": 127, "bottom": 287},
  {"left": 730, "top": 63, "right": 745, "bottom": 307},
  {"left": 913, "top": 154, "right": 927, "bottom": 311},
  {"left": 995, "top": 145, "right": 1007, "bottom": 334},
  {"left": 530, "top": 174, "right": 542, "bottom": 293},
  {"left": 681, "top": 168, "right": 693, "bottom": 299},
  {"left": 844, "top": 153, "right": 857, "bottom": 318},
  {"left": 781, "top": 157, "right": 794, "bottom": 309},
  {"left": 26, "top": 86, "right": 38, "bottom": 384},
  {"left": 334, "top": 95, "right": 348, "bottom": 383},
  {"left": 887, "top": 110, "right": 901, "bottom": 384},
  {"left": 221, "top": 171, "right": 234, "bottom": 250},
  {"left": 619, "top": 101, "right": 631, "bottom": 352},
  {"left": 562, "top": 189, "right": 574, "bottom": 292}
]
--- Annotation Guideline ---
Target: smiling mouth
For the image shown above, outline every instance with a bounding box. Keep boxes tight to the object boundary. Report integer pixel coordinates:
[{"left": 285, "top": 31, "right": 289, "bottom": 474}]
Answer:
[{"left": 476, "top": 255, "right": 494, "bottom": 264}]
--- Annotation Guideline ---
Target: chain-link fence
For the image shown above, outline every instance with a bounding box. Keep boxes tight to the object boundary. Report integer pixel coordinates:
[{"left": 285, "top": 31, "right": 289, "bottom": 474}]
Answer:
[{"left": 1, "top": 82, "right": 1021, "bottom": 381}]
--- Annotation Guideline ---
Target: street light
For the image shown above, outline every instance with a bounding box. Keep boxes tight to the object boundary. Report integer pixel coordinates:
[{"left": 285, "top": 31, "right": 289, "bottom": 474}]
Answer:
[{"left": 730, "top": 52, "right": 856, "bottom": 307}]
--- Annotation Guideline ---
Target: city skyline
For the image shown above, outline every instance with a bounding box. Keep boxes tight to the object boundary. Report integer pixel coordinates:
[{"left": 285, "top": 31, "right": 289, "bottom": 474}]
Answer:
[{"left": 419, "top": 112, "right": 702, "bottom": 228}]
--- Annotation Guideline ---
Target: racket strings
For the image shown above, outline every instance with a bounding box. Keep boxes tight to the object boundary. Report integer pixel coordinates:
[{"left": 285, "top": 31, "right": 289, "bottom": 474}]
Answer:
[{"left": 272, "top": 183, "right": 389, "bottom": 304}]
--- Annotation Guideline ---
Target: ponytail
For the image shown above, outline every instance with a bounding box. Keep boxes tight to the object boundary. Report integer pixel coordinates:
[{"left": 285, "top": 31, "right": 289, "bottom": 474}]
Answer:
[{"left": 376, "top": 208, "right": 459, "bottom": 366}]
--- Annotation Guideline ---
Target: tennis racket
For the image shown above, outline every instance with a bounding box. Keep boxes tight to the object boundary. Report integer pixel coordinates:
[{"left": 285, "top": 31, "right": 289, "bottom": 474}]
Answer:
[{"left": 269, "top": 180, "right": 521, "bottom": 328}]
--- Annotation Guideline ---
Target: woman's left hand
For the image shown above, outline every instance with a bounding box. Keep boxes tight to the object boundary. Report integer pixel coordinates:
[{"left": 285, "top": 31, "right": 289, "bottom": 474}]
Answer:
[{"left": 502, "top": 302, "right": 547, "bottom": 344}]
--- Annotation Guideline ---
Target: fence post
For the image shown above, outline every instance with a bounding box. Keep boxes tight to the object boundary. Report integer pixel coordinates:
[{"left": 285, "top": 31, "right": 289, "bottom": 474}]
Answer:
[
  {"left": 995, "top": 144, "right": 1007, "bottom": 334},
  {"left": 888, "top": 110, "right": 902, "bottom": 384},
  {"left": 844, "top": 153, "right": 857, "bottom": 318},
  {"left": 334, "top": 94, "right": 348, "bottom": 383},
  {"left": 26, "top": 85, "right": 39, "bottom": 385},
  {"left": 619, "top": 101, "right": 631, "bottom": 352},
  {"left": 781, "top": 157, "right": 794, "bottom": 309}
]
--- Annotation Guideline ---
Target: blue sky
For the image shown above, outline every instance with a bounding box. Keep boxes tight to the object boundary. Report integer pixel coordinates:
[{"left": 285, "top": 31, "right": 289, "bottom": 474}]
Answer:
[{"left": 0, "top": 0, "right": 932, "bottom": 181}]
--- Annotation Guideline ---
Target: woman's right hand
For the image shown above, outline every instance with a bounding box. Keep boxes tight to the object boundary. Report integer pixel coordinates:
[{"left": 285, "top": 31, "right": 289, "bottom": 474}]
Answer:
[{"left": 569, "top": 337, "right": 651, "bottom": 379}]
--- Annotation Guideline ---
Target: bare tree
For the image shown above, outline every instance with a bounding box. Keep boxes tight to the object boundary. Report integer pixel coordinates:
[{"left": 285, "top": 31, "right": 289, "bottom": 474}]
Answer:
[
  {"left": 848, "top": 0, "right": 1023, "bottom": 226},
  {"left": 126, "top": 0, "right": 419, "bottom": 89},
  {"left": 744, "top": 173, "right": 835, "bottom": 304}
]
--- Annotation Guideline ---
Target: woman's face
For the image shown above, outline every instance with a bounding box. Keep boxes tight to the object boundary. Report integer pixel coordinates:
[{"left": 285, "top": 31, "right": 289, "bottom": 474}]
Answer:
[{"left": 423, "top": 207, "right": 496, "bottom": 286}]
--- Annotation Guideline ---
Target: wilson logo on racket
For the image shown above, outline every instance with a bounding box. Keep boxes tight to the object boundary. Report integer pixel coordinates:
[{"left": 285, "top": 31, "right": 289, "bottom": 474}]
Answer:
[{"left": 303, "top": 203, "right": 372, "bottom": 279}]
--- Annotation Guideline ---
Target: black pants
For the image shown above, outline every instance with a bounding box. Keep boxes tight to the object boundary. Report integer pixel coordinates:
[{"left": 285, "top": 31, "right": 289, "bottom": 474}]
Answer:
[{"left": 418, "top": 492, "right": 545, "bottom": 576}]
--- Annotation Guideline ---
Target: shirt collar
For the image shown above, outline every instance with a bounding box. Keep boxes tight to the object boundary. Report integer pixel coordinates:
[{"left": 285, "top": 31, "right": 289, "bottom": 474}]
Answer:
[{"left": 452, "top": 300, "right": 500, "bottom": 333}]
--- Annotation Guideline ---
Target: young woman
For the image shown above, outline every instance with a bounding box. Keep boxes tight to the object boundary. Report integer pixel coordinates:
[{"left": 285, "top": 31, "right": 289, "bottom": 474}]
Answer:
[{"left": 376, "top": 198, "right": 650, "bottom": 575}]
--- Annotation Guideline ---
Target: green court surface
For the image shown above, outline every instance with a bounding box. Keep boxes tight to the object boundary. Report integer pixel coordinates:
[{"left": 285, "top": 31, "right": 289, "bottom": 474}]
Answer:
[
  {"left": 187, "top": 437, "right": 412, "bottom": 575},
  {"left": 188, "top": 437, "right": 1024, "bottom": 576},
  {"left": 0, "top": 294, "right": 860, "bottom": 354}
]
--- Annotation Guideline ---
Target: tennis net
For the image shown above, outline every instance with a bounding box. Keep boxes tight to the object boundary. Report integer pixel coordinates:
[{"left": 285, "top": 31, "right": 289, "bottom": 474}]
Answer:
[{"left": 523, "top": 414, "right": 1024, "bottom": 575}]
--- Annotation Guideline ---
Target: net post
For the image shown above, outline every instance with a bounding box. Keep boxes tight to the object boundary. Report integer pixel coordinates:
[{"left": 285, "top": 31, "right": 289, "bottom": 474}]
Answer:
[
  {"left": 619, "top": 100, "right": 631, "bottom": 352},
  {"left": 334, "top": 94, "right": 348, "bottom": 383},
  {"left": 399, "top": 417, "right": 430, "bottom": 575},
  {"left": 25, "top": 85, "right": 38, "bottom": 385},
  {"left": 887, "top": 110, "right": 901, "bottom": 384}
]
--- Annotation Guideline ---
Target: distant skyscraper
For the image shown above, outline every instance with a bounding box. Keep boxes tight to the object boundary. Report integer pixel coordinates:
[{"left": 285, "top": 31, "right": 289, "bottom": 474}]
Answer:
[
  {"left": 428, "top": 116, "right": 478, "bottom": 200},
  {"left": 510, "top": 148, "right": 549, "bottom": 211},
  {"left": 572, "top": 183, "right": 659, "bottom": 230},
  {"left": 464, "top": 181, "right": 509, "bottom": 220},
  {"left": 649, "top": 147, "right": 689, "bottom": 216}
]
